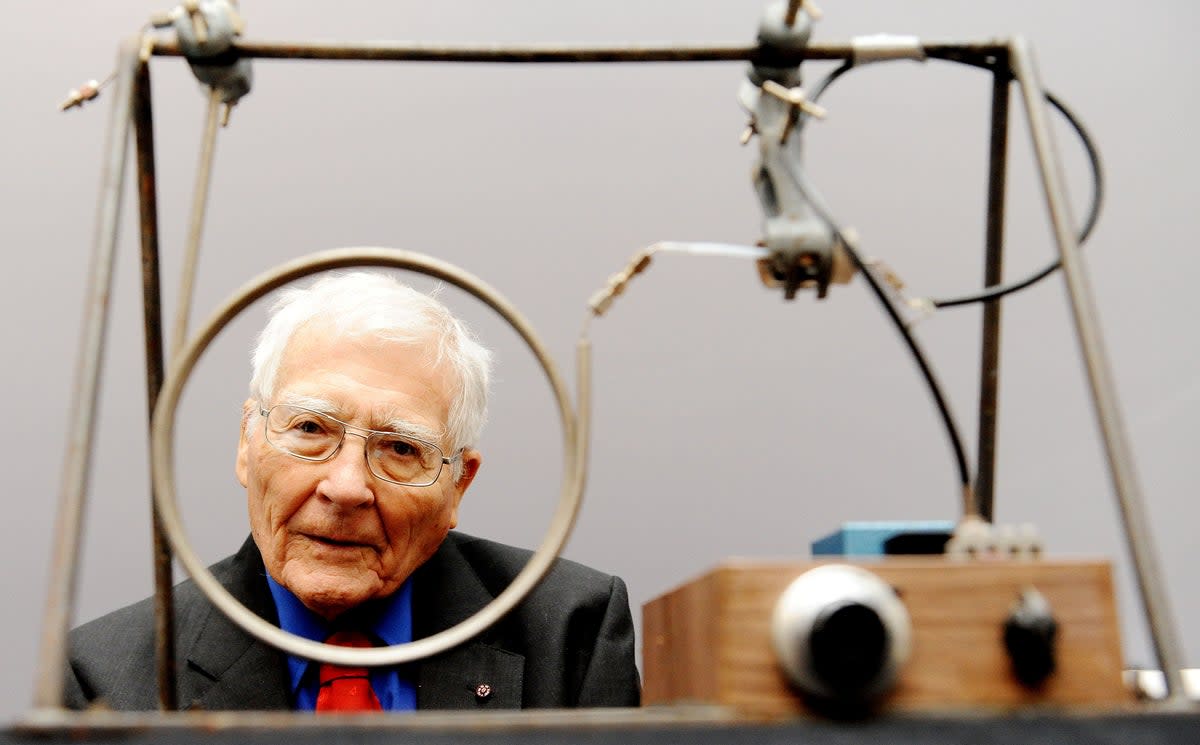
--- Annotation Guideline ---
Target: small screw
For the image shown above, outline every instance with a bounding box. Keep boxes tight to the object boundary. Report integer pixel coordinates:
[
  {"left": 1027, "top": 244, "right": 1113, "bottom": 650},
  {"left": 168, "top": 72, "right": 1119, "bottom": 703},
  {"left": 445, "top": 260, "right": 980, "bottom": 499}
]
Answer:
[
  {"left": 474, "top": 683, "right": 493, "bottom": 701},
  {"left": 60, "top": 74, "right": 114, "bottom": 112},
  {"left": 184, "top": 0, "right": 209, "bottom": 44},
  {"left": 761, "top": 80, "right": 827, "bottom": 120},
  {"left": 739, "top": 121, "right": 757, "bottom": 145}
]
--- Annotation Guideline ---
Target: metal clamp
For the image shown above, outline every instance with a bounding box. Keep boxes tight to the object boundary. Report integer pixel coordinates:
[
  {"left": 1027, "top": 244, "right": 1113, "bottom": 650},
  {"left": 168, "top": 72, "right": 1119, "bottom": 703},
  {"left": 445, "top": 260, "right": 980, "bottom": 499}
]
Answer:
[
  {"left": 152, "top": 0, "right": 252, "bottom": 108},
  {"left": 743, "top": 0, "right": 852, "bottom": 299}
]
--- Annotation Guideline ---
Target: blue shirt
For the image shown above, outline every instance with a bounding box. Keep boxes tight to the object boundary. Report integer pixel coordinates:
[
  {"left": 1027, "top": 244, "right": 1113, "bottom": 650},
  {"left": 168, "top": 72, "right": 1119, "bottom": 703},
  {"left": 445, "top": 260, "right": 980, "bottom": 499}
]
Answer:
[{"left": 265, "top": 574, "right": 417, "bottom": 711}]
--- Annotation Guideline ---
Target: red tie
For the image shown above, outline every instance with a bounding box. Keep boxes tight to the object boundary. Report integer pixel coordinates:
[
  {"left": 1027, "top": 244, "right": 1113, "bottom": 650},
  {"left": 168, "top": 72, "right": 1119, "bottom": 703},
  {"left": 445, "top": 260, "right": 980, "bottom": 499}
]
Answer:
[{"left": 315, "top": 630, "right": 382, "bottom": 712}]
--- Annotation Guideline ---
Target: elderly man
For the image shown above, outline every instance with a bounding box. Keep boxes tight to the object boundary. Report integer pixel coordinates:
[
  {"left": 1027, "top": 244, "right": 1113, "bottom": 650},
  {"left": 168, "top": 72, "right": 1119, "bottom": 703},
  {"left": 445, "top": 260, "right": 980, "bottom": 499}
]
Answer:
[{"left": 67, "top": 272, "right": 640, "bottom": 711}]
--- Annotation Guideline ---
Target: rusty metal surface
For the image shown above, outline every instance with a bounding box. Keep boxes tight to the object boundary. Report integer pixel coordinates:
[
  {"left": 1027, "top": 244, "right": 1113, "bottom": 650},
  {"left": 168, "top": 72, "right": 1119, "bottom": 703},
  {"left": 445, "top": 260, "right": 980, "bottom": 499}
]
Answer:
[
  {"left": 31, "top": 38, "right": 141, "bottom": 711},
  {"left": 15, "top": 704, "right": 733, "bottom": 733},
  {"left": 9, "top": 707, "right": 1200, "bottom": 744},
  {"left": 973, "top": 54, "right": 1010, "bottom": 523},
  {"left": 1008, "top": 37, "right": 1188, "bottom": 703},
  {"left": 132, "top": 57, "right": 178, "bottom": 713}
]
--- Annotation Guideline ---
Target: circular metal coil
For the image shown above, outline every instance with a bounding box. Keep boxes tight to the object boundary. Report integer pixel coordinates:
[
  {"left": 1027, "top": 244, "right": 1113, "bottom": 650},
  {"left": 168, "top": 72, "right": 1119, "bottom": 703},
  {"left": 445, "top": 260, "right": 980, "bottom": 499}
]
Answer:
[{"left": 150, "top": 246, "right": 584, "bottom": 666}]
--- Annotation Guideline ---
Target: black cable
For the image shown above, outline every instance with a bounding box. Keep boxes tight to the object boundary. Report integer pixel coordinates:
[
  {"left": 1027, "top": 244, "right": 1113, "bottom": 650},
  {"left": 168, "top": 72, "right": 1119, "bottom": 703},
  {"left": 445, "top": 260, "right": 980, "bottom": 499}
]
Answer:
[
  {"left": 751, "top": 52, "right": 1102, "bottom": 496},
  {"left": 794, "top": 54, "right": 1105, "bottom": 309},
  {"left": 784, "top": 166, "right": 973, "bottom": 491},
  {"left": 810, "top": 59, "right": 855, "bottom": 102},
  {"left": 927, "top": 59, "right": 1105, "bottom": 308},
  {"left": 795, "top": 60, "right": 854, "bottom": 134}
]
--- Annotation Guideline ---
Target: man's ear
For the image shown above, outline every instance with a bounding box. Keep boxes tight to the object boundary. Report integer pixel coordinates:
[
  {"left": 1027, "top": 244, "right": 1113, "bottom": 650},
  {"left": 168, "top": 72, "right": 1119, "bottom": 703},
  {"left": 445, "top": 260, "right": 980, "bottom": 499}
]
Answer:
[
  {"left": 447, "top": 449, "right": 482, "bottom": 529},
  {"left": 235, "top": 398, "right": 255, "bottom": 488}
]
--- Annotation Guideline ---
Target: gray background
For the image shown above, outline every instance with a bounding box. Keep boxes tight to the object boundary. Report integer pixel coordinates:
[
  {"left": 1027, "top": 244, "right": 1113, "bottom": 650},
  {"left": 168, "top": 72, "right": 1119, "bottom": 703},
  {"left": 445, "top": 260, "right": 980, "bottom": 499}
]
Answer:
[{"left": 1, "top": 0, "right": 1196, "bottom": 719}]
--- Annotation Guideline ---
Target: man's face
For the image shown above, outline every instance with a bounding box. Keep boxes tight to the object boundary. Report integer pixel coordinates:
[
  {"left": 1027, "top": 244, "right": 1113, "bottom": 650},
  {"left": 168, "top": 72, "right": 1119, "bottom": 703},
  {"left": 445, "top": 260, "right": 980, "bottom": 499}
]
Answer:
[{"left": 236, "top": 325, "right": 481, "bottom": 619}]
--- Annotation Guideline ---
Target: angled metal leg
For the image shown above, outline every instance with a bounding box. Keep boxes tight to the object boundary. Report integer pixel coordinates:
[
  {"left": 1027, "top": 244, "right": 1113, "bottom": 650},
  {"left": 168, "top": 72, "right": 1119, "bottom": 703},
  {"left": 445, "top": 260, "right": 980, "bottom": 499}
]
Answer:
[
  {"left": 1009, "top": 36, "right": 1188, "bottom": 704},
  {"left": 32, "top": 37, "right": 141, "bottom": 711}
]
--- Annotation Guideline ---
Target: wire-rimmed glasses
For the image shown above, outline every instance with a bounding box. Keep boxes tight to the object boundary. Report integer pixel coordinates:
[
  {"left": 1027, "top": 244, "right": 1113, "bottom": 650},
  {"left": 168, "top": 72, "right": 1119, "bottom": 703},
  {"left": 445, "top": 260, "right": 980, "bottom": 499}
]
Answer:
[{"left": 260, "top": 404, "right": 459, "bottom": 487}]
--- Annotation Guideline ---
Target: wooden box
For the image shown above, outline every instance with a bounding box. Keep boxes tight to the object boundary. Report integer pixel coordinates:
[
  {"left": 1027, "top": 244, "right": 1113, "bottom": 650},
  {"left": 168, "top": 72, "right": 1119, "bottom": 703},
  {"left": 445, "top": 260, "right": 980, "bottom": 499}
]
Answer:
[{"left": 642, "top": 559, "right": 1131, "bottom": 718}]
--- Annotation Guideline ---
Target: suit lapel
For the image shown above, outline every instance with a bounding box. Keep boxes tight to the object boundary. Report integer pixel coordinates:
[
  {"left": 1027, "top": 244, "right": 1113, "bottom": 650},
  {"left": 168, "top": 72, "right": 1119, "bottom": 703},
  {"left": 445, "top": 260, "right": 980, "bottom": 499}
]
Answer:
[
  {"left": 185, "top": 620, "right": 292, "bottom": 711},
  {"left": 173, "top": 533, "right": 526, "bottom": 710},
  {"left": 178, "top": 538, "right": 292, "bottom": 711},
  {"left": 413, "top": 533, "right": 525, "bottom": 709}
]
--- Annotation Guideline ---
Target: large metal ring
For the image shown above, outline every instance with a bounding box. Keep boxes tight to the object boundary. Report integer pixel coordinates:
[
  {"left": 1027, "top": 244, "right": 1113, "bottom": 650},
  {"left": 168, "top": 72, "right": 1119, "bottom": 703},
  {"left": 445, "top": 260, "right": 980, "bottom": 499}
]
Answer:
[{"left": 150, "top": 247, "right": 582, "bottom": 666}]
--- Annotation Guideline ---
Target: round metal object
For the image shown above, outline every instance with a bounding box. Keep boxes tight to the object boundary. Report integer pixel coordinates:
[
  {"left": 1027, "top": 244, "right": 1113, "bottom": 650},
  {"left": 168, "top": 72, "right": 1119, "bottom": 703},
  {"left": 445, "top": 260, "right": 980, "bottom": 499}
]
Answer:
[
  {"left": 150, "top": 246, "right": 583, "bottom": 667},
  {"left": 771, "top": 564, "right": 912, "bottom": 701}
]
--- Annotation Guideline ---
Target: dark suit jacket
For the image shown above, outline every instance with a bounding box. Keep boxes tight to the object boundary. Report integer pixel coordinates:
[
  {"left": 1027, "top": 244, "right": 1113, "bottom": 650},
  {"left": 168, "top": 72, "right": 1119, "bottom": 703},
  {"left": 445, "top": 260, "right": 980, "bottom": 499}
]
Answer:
[{"left": 66, "top": 532, "right": 641, "bottom": 710}]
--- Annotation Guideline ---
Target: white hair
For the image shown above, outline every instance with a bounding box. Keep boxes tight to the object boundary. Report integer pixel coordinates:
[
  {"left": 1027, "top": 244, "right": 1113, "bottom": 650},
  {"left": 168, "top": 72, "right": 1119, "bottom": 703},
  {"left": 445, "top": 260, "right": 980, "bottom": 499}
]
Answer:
[{"left": 248, "top": 272, "right": 492, "bottom": 462}]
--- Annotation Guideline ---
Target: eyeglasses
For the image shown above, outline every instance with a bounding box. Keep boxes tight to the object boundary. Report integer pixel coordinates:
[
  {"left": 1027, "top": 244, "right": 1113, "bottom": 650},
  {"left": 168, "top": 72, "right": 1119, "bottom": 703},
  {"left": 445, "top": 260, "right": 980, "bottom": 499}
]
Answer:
[{"left": 260, "top": 404, "right": 460, "bottom": 487}]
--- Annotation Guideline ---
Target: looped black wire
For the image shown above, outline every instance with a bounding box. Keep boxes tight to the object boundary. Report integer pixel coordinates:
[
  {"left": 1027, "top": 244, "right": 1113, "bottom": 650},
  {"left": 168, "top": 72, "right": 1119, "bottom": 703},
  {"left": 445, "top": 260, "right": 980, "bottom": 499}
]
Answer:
[
  {"left": 754, "top": 50, "right": 1103, "bottom": 501},
  {"left": 794, "top": 52, "right": 1104, "bottom": 309},
  {"left": 927, "top": 52, "right": 1104, "bottom": 308}
]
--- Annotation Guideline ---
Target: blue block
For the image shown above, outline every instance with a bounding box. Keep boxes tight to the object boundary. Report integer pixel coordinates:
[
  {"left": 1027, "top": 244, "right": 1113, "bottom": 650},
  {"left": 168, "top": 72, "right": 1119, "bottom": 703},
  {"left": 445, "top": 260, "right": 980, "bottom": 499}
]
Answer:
[{"left": 811, "top": 521, "right": 956, "bottom": 557}]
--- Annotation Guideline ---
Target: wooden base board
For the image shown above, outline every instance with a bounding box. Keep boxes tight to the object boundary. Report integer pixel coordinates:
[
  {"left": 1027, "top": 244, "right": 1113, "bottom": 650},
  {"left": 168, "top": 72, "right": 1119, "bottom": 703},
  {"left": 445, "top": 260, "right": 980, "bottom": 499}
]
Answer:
[{"left": 642, "top": 559, "right": 1131, "bottom": 718}]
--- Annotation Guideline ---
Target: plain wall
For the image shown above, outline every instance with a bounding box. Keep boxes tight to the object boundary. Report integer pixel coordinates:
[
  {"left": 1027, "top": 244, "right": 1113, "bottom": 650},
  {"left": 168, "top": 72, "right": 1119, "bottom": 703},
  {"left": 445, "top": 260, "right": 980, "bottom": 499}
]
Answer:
[{"left": 1, "top": 0, "right": 1196, "bottom": 719}]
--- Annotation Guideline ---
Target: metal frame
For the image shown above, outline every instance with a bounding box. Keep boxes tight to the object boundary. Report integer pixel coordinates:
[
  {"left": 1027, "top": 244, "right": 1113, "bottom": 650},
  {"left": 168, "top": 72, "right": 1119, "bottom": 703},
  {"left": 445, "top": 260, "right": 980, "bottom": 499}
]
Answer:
[
  {"left": 132, "top": 49, "right": 179, "bottom": 713},
  {"left": 973, "top": 48, "right": 1009, "bottom": 524},
  {"left": 29, "top": 33, "right": 1189, "bottom": 722}
]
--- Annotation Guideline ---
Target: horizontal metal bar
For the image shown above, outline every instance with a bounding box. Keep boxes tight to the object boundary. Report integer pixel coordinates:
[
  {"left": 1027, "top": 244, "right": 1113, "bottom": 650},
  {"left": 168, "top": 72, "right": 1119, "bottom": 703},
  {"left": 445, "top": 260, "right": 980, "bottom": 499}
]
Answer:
[
  {"left": 12, "top": 698, "right": 1197, "bottom": 736},
  {"left": 15, "top": 704, "right": 733, "bottom": 735},
  {"left": 149, "top": 38, "right": 1007, "bottom": 64}
]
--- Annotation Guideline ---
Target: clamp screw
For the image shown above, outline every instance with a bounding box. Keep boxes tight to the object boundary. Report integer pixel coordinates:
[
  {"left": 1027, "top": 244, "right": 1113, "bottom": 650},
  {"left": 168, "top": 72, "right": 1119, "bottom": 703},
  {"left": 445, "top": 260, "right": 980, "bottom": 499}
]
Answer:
[{"left": 761, "top": 80, "right": 827, "bottom": 120}]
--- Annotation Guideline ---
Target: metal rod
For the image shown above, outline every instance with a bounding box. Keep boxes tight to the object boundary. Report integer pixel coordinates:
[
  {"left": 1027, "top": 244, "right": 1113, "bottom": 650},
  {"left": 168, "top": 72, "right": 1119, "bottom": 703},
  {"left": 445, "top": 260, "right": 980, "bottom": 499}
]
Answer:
[
  {"left": 148, "top": 247, "right": 584, "bottom": 668},
  {"left": 785, "top": 0, "right": 804, "bottom": 27},
  {"left": 32, "top": 38, "right": 140, "bottom": 710},
  {"left": 974, "top": 52, "right": 1011, "bottom": 523},
  {"left": 171, "top": 86, "right": 221, "bottom": 358},
  {"left": 148, "top": 38, "right": 1005, "bottom": 64},
  {"left": 1009, "top": 36, "right": 1188, "bottom": 703},
  {"left": 132, "top": 54, "right": 178, "bottom": 712}
]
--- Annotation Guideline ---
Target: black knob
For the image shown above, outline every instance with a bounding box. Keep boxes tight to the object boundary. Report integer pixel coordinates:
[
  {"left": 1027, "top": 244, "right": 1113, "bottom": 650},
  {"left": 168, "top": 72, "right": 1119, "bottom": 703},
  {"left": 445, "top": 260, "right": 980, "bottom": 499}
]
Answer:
[{"left": 1003, "top": 588, "right": 1058, "bottom": 687}]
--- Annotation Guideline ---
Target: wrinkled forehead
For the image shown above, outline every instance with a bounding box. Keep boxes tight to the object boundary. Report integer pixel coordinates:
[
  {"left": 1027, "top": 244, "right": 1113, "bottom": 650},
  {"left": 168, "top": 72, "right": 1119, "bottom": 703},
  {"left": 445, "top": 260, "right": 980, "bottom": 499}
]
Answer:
[
  {"left": 274, "top": 322, "right": 457, "bottom": 412},
  {"left": 279, "top": 319, "right": 445, "bottom": 373}
]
